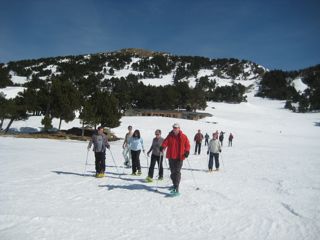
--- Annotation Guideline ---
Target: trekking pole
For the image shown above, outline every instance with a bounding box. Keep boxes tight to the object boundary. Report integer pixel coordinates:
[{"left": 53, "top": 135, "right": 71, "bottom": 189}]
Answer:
[
  {"left": 154, "top": 153, "right": 163, "bottom": 192},
  {"left": 207, "top": 152, "right": 210, "bottom": 172},
  {"left": 122, "top": 148, "right": 129, "bottom": 174},
  {"left": 186, "top": 157, "right": 200, "bottom": 190},
  {"left": 220, "top": 152, "right": 225, "bottom": 171},
  {"left": 83, "top": 149, "right": 89, "bottom": 176},
  {"left": 108, "top": 149, "right": 121, "bottom": 177},
  {"left": 143, "top": 152, "right": 149, "bottom": 168}
]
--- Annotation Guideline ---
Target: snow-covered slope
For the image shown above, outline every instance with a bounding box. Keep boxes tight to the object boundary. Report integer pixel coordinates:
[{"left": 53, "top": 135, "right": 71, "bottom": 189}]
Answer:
[
  {"left": 1, "top": 92, "right": 319, "bottom": 240},
  {"left": 292, "top": 77, "right": 308, "bottom": 93}
]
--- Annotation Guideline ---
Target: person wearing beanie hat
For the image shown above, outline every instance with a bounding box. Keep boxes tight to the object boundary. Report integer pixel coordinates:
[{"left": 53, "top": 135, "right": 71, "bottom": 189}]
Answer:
[{"left": 160, "top": 123, "right": 190, "bottom": 195}]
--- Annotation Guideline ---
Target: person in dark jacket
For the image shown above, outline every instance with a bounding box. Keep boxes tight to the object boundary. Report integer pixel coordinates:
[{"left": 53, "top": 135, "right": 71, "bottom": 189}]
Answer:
[
  {"left": 160, "top": 123, "right": 190, "bottom": 194},
  {"left": 194, "top": 129, "right": 204, "bottom": 155},
  {"left": 146, "top": 129, "right": 164, "bottom": 182},
  {"left": 87, "top": 126, "right": 110, "bottom": 178},
  {"left": 219, "top": 131, "right": 225, "bottom": 146},
  {"left": 228, "top": 133, "right": 234, "bottom": 147},
  {"left": 204, "top": 133, "right": 209, "bottom": 146}
]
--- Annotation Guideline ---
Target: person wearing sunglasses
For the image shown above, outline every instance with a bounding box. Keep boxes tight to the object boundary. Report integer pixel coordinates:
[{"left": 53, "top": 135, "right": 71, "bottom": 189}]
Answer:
[
  {"left": 146, "top": 129, "right": 164, "bottom": 182},
  {"left": 160, "top": 123, "right": 190, "bottom": 195}
]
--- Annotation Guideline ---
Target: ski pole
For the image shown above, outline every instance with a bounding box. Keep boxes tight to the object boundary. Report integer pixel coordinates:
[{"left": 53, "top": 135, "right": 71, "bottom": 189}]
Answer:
[
  {"left": 154, "top": 153, "right": 163, "bottom": 192},
  {"left": 220, "top": 152, "right": 225, "bottom": 171},
  {"left": 122, "top": 148, "right": 129, "bottom": 174},
  {"left": 143, "top": 152, "right": 149, "bottom": 168},
  {"left": 108, "top": 148, "right": 121, "bottom": 177},
  {"left": 83, "top": 149, "right": 89, "bottom": 176},
  {"left": 186, "top": 157, "right": 200, "bottom": 190}
]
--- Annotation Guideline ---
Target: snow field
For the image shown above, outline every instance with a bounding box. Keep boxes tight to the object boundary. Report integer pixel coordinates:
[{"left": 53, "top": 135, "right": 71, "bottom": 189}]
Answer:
[{"left": 1, "top": 93, "right": 320, "bottom": 239}]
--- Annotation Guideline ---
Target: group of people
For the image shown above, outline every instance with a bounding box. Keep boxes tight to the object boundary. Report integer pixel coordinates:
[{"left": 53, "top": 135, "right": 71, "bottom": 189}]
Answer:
[
  {"left": 87, "top": 123, "right": 234, "bottom": 195},
  {"left": 196, "top": 130, "right": 234, "bottom": 150},
  {"left": 193, "top": 130, "right": 234, "bottom": 171}
]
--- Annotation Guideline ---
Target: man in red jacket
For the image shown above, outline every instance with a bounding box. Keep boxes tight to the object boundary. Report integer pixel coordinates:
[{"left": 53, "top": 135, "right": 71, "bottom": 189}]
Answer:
[{"left": 160, "top": 123, "right": 190, "bottom": 194}]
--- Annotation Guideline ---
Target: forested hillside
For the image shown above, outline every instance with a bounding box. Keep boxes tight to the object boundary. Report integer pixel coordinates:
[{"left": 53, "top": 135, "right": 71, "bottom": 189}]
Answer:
[
  {"left": 0, "top": 48, "right": 319, "bottom": 132},
  {"left": 0, "top": 49, "right": 266, "bottom": 131}
]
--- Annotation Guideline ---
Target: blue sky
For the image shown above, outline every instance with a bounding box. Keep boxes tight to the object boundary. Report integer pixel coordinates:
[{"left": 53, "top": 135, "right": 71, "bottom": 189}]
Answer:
[{"left": 1, "top": 0, "right": 319, "bottom": 70}]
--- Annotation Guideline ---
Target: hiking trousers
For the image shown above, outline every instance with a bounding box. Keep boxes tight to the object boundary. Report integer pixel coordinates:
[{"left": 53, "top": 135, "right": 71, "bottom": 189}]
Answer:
[
  {"left": 148, "top": 154, "right": 163, "bottom": 178},
  {"left": 169, "top": 159, "right": 184, "bottom": 191},
  {"left": 131, "top": 150, "right": 141, "bottom": 174},
  {"left": 95, "top": 151, "right": 106, "bottom": 173},
  {"left": 208, "top": 152, "right": 219, "bottom": 170}
]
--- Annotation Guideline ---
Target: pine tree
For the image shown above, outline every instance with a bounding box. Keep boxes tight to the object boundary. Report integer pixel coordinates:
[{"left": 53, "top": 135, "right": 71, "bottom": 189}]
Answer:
[{"left": 50, "top": 77, "right": 80, "bottom": 130}]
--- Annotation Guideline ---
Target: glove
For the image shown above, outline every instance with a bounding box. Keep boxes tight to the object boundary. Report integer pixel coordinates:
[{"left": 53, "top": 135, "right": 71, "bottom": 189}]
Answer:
[
  {"left": 159, "top": 146, "right": 163, "bottom": 152},
  {"left": 184, "top": 151, "right": 189, "bottom": 158},
  {"left": 207, "top": 150, "right": 209, "bottom": 155},
  {"left": 219, "top": 149, "right": 222, "bottom": 153}
]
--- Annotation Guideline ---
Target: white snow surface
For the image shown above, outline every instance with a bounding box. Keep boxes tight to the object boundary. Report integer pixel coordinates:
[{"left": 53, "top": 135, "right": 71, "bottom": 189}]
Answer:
[
  {"left": 10, "top": 73, "right": 27, "bottom": 85},
  {"left": 292, "top": 77, "right": 308, "bottom": 93},
  {"left": 1, "top": 93, "right": 320, "bottom": 240},
  {"left": 0, "top": 87, "right": 25, "bottom": 99}
]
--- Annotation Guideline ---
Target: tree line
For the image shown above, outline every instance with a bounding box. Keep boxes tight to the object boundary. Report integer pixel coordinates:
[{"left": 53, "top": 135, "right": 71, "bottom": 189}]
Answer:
[
  {"left": 0, "top": 73, "right": 249, "bottom": 133},
  {"left": 256, "top": 65, "right": 320, "bottom": 112},
  {"left": 0, "top": 50, "right": 263, "bottom": 132}
]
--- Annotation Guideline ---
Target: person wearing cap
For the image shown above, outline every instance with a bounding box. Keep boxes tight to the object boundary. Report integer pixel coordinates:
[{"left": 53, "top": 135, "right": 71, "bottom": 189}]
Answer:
[
  {"left": 160, "top": 123, "right": 190, "bottom": 194},
  {"left": 194, "top": 129, "right": 204, "bottom": 155},
  {"left": 207, "top": 132, "right": 222, "bottom": 172},
  {"left": 146, "top": 129, "right": 164, "bottom": 182},
  {"left": 87, "top": 126, "right": 110, "bottom": 178},
  {"left": 122, "top": 125, "right": 133, "bottom": 167}
]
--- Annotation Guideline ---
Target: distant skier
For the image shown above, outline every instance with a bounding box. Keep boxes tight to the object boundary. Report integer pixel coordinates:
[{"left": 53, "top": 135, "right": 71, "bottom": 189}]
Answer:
[
  {"left": 146, "top": 129, "right": 164, "bottom": 182},
  {"left": 219, "top": 131, "right": 225, "bottom": 146},
  {"left": 122, "top": 125, "right": 133, "bottom": 167},
  {"left": 228, "top": 133, "right": 234, "bottom": 147},
  {"left": 194, "top": 129, "right": 204, "bottom": 155},
  {"left": 128, "top": 129, "right": 145, "bottom": 176},
  {"left": 160, "top": 123, "right": 190, "bottom": 195},
  {"left": 87, "top": 126, "right": 110, "bottom": 178},
  {"left": 207, "top": 132, "right": 222, "bottom": 172},
  {"left": 204, "top": 133, "right": 209, "bottom": 146}
]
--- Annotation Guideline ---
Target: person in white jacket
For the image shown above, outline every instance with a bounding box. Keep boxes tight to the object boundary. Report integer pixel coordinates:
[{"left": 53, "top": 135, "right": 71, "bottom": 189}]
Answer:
[{"left": 207, "top": 132, "right": 222, "bottom": 171}]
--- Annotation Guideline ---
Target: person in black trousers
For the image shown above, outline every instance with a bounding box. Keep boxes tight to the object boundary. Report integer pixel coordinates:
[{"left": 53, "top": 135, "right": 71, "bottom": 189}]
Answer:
[
  {"left": 146, "top": 129, "right": 164, "bottom": 182},
  {"left": 87, "top": 126, "right": 110, "bottom": 178}
]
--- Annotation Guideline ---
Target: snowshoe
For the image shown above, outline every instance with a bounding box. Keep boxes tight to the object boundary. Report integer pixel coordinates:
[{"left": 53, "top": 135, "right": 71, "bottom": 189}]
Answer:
[
  {"left": 145, "top": 176, "right": 153, "bottom": 183},
  {"left": 169, "top": 188, "right": 180, "bottom": 197},
  {"left": 96, "top": 173, "right": 105, "bottom": 178}
]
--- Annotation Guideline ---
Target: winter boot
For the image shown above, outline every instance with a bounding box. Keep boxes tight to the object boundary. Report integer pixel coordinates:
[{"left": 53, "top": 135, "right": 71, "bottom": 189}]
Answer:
[
  {"left": 170, "top": 187, "right": 180, "bottom": 196},
  {"left": 145, "top": 176, "right": 153, "bottom": 182}
]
